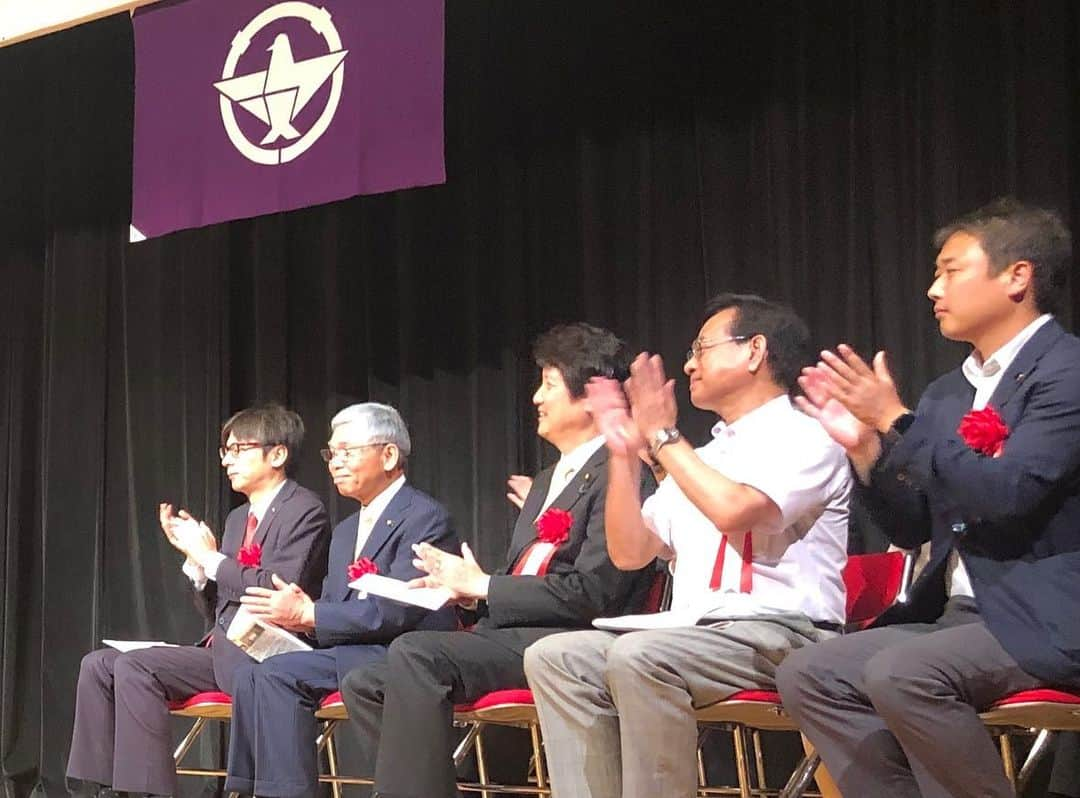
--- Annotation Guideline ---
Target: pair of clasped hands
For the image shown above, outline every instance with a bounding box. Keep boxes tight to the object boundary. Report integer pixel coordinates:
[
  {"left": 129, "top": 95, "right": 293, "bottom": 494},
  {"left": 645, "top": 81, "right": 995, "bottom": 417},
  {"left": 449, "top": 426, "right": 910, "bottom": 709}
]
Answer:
[
  {"left": 159, "top": 502, "right": 220, "bottom": 567},
  {"left": 795, "top": 345, "right": 910, "bottom": 459}
]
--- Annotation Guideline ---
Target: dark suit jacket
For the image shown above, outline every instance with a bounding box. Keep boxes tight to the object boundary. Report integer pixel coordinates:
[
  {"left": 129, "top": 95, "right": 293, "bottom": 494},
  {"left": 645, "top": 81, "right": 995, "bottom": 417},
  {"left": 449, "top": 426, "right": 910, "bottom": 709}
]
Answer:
[
  {"left": 196, "top": 478, "right": 332, "bottom": 688},
  {"left": 472, "top": 445, "right": 654, "bottom": 655},
  {"left": 313, "top": 482, "right": 461, "bottom": 681},
  {"left": 865, "top": 319, "right": 1080, "bottom": 685}
]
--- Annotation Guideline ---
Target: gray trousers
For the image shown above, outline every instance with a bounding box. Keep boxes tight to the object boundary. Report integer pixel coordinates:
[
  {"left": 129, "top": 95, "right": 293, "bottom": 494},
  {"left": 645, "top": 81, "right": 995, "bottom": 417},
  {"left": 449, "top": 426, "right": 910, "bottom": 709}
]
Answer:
[
  {"left": 775, "top": 598, "right": 1043, "bottom": 798},
  {"left": 523, "top": 616, "right": 826, "bottom": 798}
]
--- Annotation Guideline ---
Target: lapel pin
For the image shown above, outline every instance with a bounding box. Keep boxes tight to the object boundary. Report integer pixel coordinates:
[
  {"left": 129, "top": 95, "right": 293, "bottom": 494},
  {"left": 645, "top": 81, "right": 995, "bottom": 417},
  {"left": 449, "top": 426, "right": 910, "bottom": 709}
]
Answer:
[{"left": 1015, "top": 373, "right": 1025, "bottom": 382}]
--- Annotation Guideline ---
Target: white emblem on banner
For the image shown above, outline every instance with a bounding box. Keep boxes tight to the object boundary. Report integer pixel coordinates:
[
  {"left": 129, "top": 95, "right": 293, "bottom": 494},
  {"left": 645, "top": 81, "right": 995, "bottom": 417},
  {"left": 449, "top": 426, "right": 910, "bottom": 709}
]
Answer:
[{"left": 213, "top": 2, "right": 348, "bottom": 165}]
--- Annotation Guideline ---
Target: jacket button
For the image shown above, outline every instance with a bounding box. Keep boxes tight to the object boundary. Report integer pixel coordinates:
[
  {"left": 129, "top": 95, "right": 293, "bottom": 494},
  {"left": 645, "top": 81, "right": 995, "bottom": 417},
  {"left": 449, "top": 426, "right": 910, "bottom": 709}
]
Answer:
[{"left": 951, "top": 522, "right": 967, "bottom": 535}]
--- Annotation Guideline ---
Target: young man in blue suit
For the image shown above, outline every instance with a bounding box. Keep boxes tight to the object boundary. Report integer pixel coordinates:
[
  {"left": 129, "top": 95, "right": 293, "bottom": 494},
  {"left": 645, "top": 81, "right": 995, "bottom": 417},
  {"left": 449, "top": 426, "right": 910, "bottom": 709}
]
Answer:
[
  {"left": 777, "top": 199, "right": 1080, "bottom": 798},
  {"left": 223, "top": 402, "right": 459, "bottom": 798},
  {"left": 67, "top": 404, "right": 331, "bottom": 798}
]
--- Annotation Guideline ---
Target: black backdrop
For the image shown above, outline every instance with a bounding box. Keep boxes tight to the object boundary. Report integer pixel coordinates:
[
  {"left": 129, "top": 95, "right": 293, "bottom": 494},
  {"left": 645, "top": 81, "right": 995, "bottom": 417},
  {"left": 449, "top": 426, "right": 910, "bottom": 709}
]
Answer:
[{"left": 2, "top": 1, "right": 1079, "bottom": 795}]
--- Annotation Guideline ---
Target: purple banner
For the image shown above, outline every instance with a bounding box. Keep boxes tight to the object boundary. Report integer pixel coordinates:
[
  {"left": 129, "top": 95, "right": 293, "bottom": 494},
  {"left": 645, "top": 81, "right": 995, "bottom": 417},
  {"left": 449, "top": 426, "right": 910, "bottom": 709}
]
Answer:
[{"left": 131, "top": 0, "right": 444, "bottom": 240}]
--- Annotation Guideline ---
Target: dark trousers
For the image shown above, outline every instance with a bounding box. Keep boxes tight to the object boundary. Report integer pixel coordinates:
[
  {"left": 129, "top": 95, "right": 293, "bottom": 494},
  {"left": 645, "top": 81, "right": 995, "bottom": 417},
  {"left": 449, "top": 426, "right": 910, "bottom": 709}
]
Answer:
[
  {"left": 223, "top": 649, "right": 346, "bottom": 798},
  {"left": 340, "top": 629, "right": 530, "bottom": 798},
  {"left": 66, "top": 646, "right": 218, "bottom": 795},
  {"left": 776, "top": 598, "right": 1043, "bottom": 798},
  {"left": 1050, "top": 732, "right": 1080, "bottom": 797}
]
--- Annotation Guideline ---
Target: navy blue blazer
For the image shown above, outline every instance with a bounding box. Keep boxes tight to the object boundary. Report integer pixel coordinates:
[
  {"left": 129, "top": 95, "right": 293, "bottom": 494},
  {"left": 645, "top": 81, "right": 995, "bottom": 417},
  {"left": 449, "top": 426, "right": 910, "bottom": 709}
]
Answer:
[
  {"left": 312, "top": 481, "right": 460, "bottom": 681},
  {"left": 866, "top": 319, "right": 1080, "bottom": 685}
]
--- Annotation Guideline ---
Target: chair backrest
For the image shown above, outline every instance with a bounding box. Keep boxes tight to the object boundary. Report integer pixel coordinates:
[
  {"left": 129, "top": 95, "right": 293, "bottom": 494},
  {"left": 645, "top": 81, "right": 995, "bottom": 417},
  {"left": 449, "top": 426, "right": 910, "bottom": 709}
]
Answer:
[
  {"left": 640, "top": 561, "right": 672, "bottom": 614},
  {"left": 842, "top": 551, "right": 908, "bottom": 628}
]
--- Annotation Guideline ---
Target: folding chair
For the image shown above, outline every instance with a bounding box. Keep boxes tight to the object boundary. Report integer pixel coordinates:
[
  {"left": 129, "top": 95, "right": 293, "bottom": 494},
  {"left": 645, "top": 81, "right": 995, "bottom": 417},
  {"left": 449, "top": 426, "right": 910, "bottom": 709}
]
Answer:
[
  {"left": 313, "top": 689, "right": 374, "bottom": 797},
  {"left": 694, "top": 550, "right": 912, "bottom": 798},
  {"left": 168, "top": 690, "right": 232, "bottom": 779},
  {"left": 980, "top": 687, "right": 1080, "bottom": 793},
  {"left": 451, "top": 564, "right": 672, "bottom": 797}
]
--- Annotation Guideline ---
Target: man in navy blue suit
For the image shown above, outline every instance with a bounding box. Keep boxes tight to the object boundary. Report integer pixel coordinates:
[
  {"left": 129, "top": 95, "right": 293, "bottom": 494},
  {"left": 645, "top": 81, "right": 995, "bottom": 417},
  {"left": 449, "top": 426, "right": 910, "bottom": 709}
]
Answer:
[
  {"left": 223, "top": 402, "right": 459, "bottom": 798},
  {"left": 776, "top": 198, "right": 1080, "bottom": 798}
]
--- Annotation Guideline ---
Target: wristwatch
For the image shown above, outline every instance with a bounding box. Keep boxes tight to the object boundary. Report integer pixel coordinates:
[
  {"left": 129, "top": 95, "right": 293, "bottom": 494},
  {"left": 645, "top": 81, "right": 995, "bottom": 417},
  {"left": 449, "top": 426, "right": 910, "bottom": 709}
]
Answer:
[
  {"left": 649, "top": 426, "right": 682, "bottom": 458},
  {"left": 881, "top": 412, "right": 915, "bottom": 447}
]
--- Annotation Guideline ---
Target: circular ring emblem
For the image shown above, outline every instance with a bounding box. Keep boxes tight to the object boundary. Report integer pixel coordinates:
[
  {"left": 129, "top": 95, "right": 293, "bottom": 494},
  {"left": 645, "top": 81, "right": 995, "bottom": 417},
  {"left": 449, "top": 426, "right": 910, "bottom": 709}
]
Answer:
[{"left": 216, "top": 2, "right": 346, "bottom": 165}]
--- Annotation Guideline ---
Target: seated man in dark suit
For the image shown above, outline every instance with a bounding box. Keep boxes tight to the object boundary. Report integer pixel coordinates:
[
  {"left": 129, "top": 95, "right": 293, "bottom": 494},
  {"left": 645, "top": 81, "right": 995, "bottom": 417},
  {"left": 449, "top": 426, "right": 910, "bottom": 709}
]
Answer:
[
  {"left": 340, "top": 323, "right": 655, "bottom": 798},
  {"left": 223, "top": 402, "right": 459, "bottom": 798},
  {"left": 67, "top": 404, "right": 331, "bottom": 798},
  {"left": 777, "top": 198, "right": 1080, "bottom": 798}
]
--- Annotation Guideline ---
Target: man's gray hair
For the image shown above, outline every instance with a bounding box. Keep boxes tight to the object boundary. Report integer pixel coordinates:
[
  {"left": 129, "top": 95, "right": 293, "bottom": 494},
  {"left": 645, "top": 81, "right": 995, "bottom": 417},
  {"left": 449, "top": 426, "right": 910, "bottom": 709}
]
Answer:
[{"left": 330, "top": 403, "right": 412, "bottom": 457}]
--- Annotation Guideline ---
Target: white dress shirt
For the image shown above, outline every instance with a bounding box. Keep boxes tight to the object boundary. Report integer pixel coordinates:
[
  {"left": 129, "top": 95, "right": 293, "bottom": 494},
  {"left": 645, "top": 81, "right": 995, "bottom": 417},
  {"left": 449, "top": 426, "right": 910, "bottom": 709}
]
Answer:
[
  {"left": 355, "top": 474, "right": 406, "bottom": 559},
  {"left": 642, "top": 395, "right": 852, "bottom": 624},
  {"left": 948, "top": 313, "right": 1053, "bottom": 598},
  {"left": 537, "top": 435, "right": 606, "bottom": 516}
]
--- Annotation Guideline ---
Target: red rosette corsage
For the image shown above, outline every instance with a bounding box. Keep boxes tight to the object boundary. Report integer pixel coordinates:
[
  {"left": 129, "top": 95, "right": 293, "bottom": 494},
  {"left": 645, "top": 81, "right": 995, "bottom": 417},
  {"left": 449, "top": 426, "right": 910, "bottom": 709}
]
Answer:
[
  {"left": 957, "top": 406, "right": 1010, "bottom": 457},
  {"left": 347, "top": 557, "right": 379, "bottom": 581},
  {"left": 236, "top": 542, "right": 262, "bottom": 568},
  {"left": 535, "top": 507, "right": 573, "bottom": 546}
]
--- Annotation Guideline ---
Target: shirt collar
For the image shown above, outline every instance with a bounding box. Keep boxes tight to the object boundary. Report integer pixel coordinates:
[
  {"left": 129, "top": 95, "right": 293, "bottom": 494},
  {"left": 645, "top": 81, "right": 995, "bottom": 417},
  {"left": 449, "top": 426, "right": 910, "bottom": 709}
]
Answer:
[
  {"left": 709, "top": 394, "right": 792, "bottom": 440},
  {"left": 962, "top": 314, "right": 1052, "bottom": 386},
  {"left": 361, "top": 473, "right": 407, "bottom": 522},
  {"left": 248, "top": 479, "right": 287, "bottom": 522},
  {"left": 556, "top": 435, "right": 605, "bottom": 476}
]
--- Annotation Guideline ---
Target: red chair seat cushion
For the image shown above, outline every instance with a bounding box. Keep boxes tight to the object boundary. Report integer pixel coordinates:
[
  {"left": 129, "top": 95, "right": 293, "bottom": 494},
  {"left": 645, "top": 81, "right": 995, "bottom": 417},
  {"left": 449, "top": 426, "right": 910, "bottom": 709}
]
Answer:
[
  {"left": 991, "top": 688, "right": 1080, "bottom": 708},
  {"left": 723, "top": 689, "right": 782, "bottom": 704},
  {"left": 456, "top": 688, "right": 534, "bottom": 712},
  {"left": 167, "top": 690, "right": 232, "bottom": 711},
  {"left": 320, "top": 690, "right": 344, "bottom": 708}
]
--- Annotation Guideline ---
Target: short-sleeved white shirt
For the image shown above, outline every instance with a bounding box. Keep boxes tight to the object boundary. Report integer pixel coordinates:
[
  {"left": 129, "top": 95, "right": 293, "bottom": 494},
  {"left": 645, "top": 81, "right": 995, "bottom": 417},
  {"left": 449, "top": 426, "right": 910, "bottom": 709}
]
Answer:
[{"left": 642, "top": 395, "right": 851, "bottom": 624}]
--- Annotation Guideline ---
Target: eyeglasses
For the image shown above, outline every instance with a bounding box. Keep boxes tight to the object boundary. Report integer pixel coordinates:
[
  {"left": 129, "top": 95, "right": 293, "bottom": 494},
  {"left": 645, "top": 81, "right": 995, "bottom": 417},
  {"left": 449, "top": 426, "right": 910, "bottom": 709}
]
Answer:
[
  {"left": 319, "top": 443, "right": 389, "bottom": 463},
  {"left": 219, "top": 441, "right": 272, "bottom": 460},
  {"left": 686, "top": 335, "right": 750, "bottom": 361}
]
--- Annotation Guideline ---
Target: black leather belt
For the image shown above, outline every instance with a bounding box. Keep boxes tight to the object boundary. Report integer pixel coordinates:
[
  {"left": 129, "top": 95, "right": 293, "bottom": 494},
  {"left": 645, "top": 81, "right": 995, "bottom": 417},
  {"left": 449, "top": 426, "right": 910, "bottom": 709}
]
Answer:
[{"left": 812, "top": 620, "right": 844, "bottom": 633}]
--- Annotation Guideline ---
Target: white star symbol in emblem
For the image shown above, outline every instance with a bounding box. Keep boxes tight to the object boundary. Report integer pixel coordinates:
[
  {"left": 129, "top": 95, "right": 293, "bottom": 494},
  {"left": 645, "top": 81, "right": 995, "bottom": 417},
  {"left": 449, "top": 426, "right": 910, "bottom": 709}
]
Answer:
[{"left": 213, "top": 33, "right": 348, "bottom": 146}]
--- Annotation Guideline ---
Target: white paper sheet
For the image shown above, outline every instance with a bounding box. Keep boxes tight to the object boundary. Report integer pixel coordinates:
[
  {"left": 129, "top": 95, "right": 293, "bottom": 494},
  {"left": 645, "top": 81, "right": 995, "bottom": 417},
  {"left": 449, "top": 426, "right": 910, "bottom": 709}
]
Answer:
[
  {"left": 102, "top": 639, "right": 178, "bottom": 652},
  {"left": 348, "top": 573, "right": 452, "bottom": 611}
]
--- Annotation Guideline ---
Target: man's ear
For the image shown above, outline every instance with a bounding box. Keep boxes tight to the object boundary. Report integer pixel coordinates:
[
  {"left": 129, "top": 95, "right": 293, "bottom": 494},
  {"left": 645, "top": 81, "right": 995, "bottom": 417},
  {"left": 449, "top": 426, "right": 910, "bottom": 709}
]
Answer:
[
  {"left": 747, "top": 334, "right": 768, "bottom": 374},
  {"left": 382, "top": 444, "right": 401, "bottom": 472},
  {"left": 268, "top": 444, "right": 289, "bottom": 469},
  {"left": 1002, "top": 259, "right": 1034, "bottom": 304}
]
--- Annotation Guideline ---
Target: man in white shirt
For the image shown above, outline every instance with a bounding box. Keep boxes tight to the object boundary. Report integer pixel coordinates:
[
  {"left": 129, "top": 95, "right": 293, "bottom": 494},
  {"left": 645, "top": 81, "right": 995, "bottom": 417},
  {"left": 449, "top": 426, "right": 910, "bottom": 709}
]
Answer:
[
  {"left": 67, "top": 404, "right": 330, "bottom": 798},
  {"left": 524, "top": 294, "right": 851, "bottom": 798},
  {"left": 222, "top": 402, "right": 459, "bottom": 798},
  {"left": 777, "top": 198, "right": 1080, "bottom": 798}
]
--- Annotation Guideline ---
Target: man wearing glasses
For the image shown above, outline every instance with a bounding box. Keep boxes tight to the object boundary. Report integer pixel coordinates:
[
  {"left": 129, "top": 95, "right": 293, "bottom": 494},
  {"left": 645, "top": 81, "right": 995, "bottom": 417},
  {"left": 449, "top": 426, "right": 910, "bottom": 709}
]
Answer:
[
  {"left": 67, "top": 403, "right": 331, "bottom": 798},
  {"left": 524, "top": 295, "right": 851, "bottom": 798},
  {"left": 223, "top": 402, "right": 459, "bottom": 798}
]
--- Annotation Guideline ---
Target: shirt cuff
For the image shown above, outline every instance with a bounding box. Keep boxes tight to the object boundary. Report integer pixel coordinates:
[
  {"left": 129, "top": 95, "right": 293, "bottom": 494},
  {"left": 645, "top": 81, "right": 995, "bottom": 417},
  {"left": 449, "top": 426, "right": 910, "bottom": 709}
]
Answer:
[
  {"left": 202, "top": 552, "right": 228, "bottom": 581},
  {"left": 182, "top": 558, "right": 208, "bottom": 591}
]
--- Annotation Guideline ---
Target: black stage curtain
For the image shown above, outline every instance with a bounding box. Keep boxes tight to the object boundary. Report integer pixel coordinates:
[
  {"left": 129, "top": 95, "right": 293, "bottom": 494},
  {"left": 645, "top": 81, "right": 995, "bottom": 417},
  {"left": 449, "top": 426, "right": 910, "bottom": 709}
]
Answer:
[{"left": 1, "top": 1, "right": 1078, "bottom": 795}]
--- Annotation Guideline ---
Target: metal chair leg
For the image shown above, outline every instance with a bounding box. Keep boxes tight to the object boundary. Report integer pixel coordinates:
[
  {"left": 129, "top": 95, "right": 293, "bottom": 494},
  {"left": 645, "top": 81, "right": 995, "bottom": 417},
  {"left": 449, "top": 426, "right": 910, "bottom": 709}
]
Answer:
[
  {"left": 1017, "top": 729, "right": 1055, "bottom": 794},
  {"left": 324, "top": 726, "right": 342, "bottom": 798},
  {"left": 529, "top": 721, "right": 548, "bottom": 793},
  {"left": 751, "top": 729, "right": 767, "bottom": 792},
  {"left": 998, "top": 733, "right": 1017, "bottom": 789},
  {"left": 453, "top": 721, "right": 484, "bottom": 768},
  {"left": 731, "top": 726, "right": 752, "bottom": 798},
  {"left": 173, "top": 717, "right": 207, "bottom": 763},
  {"left": 778, "top": 751, "right": 820, "bottom": 798},
  {"left": 316, "top": 719, "right": 338, "bottom": 753},
  {"left": 474, "top": 724, "right": 492, "bottom": 798},
  {"left": 696, "top": 728, "right": 709, "bottom": 787}
]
